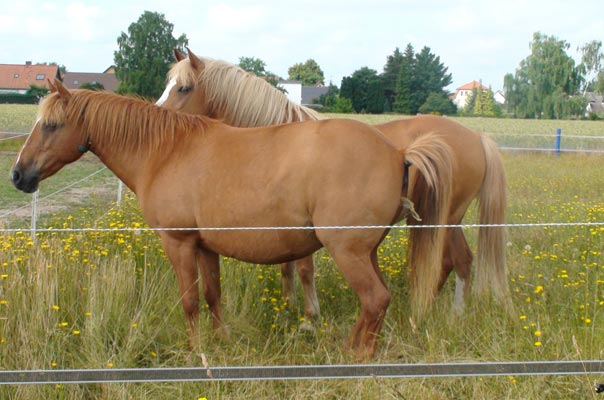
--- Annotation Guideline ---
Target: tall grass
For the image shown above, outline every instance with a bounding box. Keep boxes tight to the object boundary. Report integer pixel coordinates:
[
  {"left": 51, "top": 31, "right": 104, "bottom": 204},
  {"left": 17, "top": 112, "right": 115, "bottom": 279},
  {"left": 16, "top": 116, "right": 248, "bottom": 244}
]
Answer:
[
  {"left": 1, "top": 151, "right": 604, "bottom": 398},
  {"left": 1, "top": 105, "right": 604, "bottom": 398}
]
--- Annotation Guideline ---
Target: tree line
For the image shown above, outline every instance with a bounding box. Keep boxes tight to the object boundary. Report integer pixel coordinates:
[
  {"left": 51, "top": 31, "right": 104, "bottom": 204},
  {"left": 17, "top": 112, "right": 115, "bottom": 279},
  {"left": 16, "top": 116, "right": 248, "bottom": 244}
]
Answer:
[{"left": 26, "top": 11, "right": 599, "bottom": 120}]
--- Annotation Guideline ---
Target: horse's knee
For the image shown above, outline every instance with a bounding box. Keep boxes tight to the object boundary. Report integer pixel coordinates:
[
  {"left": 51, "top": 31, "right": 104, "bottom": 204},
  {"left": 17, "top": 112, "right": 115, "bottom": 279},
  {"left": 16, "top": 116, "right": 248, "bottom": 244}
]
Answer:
[
  {"left": 181, "top": 295, "right": 200, "bottom": 319},
  {"left": 364, "top": 288, "right": 391, "bottom": 318}
]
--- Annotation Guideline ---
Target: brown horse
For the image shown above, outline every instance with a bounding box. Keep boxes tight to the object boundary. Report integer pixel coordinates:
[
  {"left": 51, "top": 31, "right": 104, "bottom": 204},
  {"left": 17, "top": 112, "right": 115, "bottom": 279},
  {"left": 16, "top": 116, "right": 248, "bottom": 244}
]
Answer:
[
  {"left": 11, "top": 81, "right": 452, "bottom": 358},
  {"left": 157, "top": 48, "right": 510, "bottom": 317}
]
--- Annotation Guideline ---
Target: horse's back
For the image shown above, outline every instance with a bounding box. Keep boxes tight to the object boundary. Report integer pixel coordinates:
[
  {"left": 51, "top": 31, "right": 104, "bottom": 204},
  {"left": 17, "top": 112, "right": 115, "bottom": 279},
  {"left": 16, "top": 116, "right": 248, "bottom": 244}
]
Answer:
[{"left": 269, "top": 119, "right": 404, "bottom": 225}]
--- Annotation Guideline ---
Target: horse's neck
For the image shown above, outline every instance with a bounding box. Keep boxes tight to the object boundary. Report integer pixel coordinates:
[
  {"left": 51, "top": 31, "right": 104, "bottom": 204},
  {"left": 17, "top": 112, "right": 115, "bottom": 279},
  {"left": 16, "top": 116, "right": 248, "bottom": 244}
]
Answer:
[{"left": 90, "top": 142, "right": 147, "bottom": 194}]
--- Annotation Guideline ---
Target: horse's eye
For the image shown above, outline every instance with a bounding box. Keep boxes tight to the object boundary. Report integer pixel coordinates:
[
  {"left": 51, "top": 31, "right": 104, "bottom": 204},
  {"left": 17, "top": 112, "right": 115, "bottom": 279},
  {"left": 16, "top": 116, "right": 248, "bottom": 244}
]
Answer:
[
  {"left": 178, "top": 85, "right": 191, "bottom": 93},
  {"left": 42, "top": 122, "right": 58, "bottom": 132}
]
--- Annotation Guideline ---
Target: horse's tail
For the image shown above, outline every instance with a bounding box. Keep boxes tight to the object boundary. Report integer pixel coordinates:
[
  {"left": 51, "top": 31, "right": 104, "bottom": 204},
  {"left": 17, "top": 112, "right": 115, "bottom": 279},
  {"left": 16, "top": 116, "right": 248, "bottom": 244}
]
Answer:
[
  {"left": 404, "top": 133, "right": 453, "bottom": 317},
  {"left": 473, "top": 135, "right": 510, "bottom": 301}
]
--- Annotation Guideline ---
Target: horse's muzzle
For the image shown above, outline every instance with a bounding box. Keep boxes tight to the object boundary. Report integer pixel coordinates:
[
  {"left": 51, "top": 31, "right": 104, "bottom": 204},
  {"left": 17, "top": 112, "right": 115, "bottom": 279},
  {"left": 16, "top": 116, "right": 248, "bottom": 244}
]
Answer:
[{"left": 10, "top": 166, "right": 39, "bottom": 193}]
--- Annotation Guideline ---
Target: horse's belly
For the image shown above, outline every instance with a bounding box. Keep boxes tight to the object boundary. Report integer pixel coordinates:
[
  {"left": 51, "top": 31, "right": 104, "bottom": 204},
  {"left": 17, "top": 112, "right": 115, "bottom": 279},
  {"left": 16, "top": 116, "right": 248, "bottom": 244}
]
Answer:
[{"left": 200, "top": 229, "right": 322, "bottom": 264}]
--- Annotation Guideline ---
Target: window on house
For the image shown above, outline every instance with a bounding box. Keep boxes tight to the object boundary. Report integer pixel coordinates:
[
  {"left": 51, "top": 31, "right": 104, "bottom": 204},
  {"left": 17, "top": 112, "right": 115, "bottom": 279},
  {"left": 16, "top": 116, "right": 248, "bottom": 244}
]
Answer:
[
  {"left": 73, "top": 80, "right": 79, "bottom": 85},
  {"left": 13, "top": 73, "right": 19, "bottom": 78},
  {"left": 36, "top": 74, "right": 45, "bottom": 80}
]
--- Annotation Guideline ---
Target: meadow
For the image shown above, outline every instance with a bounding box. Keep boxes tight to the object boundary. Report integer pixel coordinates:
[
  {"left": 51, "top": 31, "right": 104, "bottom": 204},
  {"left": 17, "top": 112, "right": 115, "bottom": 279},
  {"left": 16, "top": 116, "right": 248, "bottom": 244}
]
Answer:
[{"left": 1, "top": 105, "right": 604, "bottom": 398}]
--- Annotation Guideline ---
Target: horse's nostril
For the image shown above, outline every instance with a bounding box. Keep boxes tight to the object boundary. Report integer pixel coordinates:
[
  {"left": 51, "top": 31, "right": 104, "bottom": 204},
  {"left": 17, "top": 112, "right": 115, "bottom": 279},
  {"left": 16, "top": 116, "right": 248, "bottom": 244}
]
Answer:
[{"left": 10, "top": 168, "right": 21, "bottom": 185}]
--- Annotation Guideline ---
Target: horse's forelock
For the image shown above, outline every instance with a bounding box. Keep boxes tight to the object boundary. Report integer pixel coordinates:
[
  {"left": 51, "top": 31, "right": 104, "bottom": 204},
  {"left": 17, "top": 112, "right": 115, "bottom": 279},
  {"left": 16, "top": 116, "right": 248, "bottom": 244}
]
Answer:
[
  {"left": 37, "top": 92, "right": 66, "bottom": 127},
  {"left": 168, "top": 59, "right": 201, "bottom": 88}
]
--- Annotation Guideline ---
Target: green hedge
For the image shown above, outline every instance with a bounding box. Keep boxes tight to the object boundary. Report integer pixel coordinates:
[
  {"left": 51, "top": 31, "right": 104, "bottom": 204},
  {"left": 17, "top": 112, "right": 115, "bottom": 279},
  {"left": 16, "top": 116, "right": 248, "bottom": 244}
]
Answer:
[{"left": 0, "top": 93, "right": 37, "bottom": 104}]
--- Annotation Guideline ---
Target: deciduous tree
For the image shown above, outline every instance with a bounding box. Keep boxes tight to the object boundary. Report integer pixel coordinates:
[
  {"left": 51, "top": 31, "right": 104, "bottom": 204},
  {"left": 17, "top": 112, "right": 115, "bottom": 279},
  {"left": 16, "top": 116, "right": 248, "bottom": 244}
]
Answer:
[
  {"left": 288, "top": 59, "right": 325, "bottom": 86},
  {"left": 579, "top": 40, "right": 603, "bottom": 95},
  {"left": 504, "top": 32, "right": 583, "bottom": 119},
  {"left": 114, "top": 11, "right": 188, "bottom": 99}
]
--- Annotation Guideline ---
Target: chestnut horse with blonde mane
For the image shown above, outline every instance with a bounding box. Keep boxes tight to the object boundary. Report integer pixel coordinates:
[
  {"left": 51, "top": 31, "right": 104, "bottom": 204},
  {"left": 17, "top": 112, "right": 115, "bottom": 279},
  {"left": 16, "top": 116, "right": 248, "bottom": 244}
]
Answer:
[
  {"left": 11, "top": 81, "right": 453, "bottom": 358},
  {"left": 157, "top": 48, "right": 510, "bottom": 319}
]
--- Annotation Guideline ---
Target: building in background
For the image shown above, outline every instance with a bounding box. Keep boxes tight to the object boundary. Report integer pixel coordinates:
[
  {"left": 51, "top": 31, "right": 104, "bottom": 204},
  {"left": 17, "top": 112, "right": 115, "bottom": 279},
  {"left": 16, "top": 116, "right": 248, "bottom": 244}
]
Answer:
[
  {"left": 0, "top": 62, "right": 60, "bottom": 94},
  {"left": 63, "top": 67, "right": 119, "bottom": 91}
]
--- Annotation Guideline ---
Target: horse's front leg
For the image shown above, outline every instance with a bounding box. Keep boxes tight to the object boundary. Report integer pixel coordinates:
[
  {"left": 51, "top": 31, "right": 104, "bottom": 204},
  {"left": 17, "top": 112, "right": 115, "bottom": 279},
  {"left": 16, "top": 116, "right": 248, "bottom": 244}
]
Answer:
[
  {"left": 280, "top": 261, "right": 296, "bottom": 306},
  {"left": 160, "top": 234, "right": 201, "bottom": 349}
]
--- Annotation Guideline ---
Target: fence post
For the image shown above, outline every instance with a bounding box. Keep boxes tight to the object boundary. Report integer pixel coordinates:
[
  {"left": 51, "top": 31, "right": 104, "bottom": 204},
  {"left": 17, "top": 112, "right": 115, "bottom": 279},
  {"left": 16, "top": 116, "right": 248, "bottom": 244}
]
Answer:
[
  {"left": 31, "top": 190, "right": 38, "bottom": 243},
  {"left": 117, "top": 180, "right": 124, "bottom": 205},
  {"left": 555, "top": 128, "right": 562, "bottom": 156}
]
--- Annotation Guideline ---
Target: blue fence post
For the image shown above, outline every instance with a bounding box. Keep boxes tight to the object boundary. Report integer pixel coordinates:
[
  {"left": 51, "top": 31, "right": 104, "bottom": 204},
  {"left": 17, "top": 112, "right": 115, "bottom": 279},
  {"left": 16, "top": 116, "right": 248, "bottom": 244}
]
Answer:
[{"left": 555, "top": 128, "right": 561, "bottom": 156}]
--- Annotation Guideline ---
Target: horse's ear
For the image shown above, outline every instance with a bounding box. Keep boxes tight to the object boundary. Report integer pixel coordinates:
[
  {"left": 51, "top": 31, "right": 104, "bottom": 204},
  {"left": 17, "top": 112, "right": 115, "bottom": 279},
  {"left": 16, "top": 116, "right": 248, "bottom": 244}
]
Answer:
[
  {"left": 174, "top": 48, "right": 186, "bottom": 61},
  {"left": 54, "top": 80, "right": 71, "bottom": 101},
  {"left": 186, "top": 47, "right": 205, "bottom": 71},
  {"left": 47, "top": 79, "right": 57, "bottom": 93}
]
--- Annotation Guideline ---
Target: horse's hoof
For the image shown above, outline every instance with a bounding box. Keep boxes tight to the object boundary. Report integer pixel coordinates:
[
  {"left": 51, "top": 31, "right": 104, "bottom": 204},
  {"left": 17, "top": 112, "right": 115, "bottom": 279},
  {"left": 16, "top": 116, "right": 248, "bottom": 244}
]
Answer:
[{"left": 299, "top": 321, "right": 316, "bottom": 332}]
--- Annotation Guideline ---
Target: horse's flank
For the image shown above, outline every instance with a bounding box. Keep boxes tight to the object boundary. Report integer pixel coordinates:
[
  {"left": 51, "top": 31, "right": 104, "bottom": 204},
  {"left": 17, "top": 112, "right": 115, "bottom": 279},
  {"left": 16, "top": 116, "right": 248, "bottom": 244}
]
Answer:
[{"left": 168, "top": 57, "right": 320, "bottom": 126}]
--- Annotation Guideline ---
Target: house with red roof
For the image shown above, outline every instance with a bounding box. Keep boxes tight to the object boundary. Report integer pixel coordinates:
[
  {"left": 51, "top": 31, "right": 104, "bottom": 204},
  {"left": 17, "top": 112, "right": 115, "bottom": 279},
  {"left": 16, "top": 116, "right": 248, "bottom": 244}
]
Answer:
[
  {"left": 0, "top": 62, "right": 60, "bottom": 94},
  {"left": 452, "top": 80, "right": 489, "bottom": 109}
]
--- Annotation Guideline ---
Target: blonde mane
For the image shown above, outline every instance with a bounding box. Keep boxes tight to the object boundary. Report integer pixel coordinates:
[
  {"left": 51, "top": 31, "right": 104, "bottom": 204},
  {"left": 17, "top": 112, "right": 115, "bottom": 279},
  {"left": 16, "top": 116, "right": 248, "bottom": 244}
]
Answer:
[
  {"left": 168, "top": 57, "right": 321, "bottom": 127},
  {"left": 39, "top": 90, "right": 209, "bottom": 154}
]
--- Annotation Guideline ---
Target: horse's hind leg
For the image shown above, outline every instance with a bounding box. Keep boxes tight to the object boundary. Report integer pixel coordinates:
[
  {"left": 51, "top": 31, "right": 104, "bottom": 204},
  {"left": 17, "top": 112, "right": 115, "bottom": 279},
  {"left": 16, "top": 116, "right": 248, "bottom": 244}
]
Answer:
[
  {"left": 295, "top": 255, "right": 320, "bottom": 324},
  {"left": 281, "top": 255, "right": 320, "bottom": 328},
  {"left": 327, "top": 245, "right": 390, "bottom": 358},
  {"left": 438, "top": 228, "right": 455, "bottom": 292},
  {"left": 449, "top": 227, "right": 473, "bottom": 312}
]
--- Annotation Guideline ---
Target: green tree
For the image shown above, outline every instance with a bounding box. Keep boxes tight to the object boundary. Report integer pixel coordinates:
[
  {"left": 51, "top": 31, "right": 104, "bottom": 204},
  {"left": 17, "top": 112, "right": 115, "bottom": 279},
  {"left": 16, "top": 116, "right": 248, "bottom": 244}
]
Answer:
[
  {"left": 332, "top": 97, "right": 354, "bottom": 113},
  {"left": 579, "top": 40, "right": 603, "bottom": 95},
  {"left": 238, "top": 56, "right": 281, "bottom": 88},
  {"left": 317, "top": 82, "right": 339, "bottom": 108},
  {"left": 381, "top": 47, "right": 404, "bottom": 112},
  {"left": 239, "top": 56, "right": 269, "bottom": 76},
  {"left": 79, "top": 82, "right": 105, "bottom": 91},
  {"left": 393, "top": 44, "right": 416, "bottom": 114},
  {"left": 418, "top": 93, "right": 457, "bottom": 115},
  {"left": 393, "top": 44, "right": 452, "bottom": 115},
  {"left": 411, "top": 46, "right": 453, "bottom": 113},
  {"left": 288, "top": 59, "right": 325, "bottom": 86},
  {"left": 340, "top": 67, "right": 384, "bottom": 113},
  {"left": 25, "top": 84, "right": 49, "bottom": 103},
  {"left": 504, "top": 32, "right": 583, "bottom": 119},
  {"left": 38, "top": 62, "right": 67, "bottom": 75},
  {"left": 465, "top": 85, "right": 502, "bottom": 117},
  {"left": 114, "top": 11, "right": 188, "bottom": 99}
]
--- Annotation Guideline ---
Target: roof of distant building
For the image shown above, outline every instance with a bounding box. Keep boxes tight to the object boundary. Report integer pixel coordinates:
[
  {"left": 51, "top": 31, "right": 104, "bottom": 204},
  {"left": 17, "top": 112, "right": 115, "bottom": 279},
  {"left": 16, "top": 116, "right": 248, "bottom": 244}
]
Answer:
[
  {"left": 0, "top": 63, "right": 60, "bottom": 90},
  {"left": 62, "top": 71, "right": 119, "bottom": 92},
  {"left": 456, "top": 80, "right": 489, "bottom": 92}
]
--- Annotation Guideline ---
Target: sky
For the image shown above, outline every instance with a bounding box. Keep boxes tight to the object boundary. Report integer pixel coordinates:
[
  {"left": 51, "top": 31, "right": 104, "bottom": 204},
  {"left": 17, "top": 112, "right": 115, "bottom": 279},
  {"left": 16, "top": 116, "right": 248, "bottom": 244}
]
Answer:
[{"left": 0, "top": 0, "right": 601, "bottom": 92}]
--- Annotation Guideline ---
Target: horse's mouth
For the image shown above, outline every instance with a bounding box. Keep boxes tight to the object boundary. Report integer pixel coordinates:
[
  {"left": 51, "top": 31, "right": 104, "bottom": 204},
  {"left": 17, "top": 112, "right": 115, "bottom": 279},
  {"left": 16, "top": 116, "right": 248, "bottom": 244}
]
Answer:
[{"left": 10, "top": 167, "right": 39, "bottom": 194}]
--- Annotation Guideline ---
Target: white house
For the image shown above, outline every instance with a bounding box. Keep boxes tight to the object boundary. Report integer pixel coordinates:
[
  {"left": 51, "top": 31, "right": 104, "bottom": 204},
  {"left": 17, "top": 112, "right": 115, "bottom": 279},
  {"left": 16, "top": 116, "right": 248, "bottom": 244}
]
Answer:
[
  {"left": 452, "top": 80, "right": 489, "bottom": 109},
  {"left": 277, "top": 81, "right": 330, "bottom": 106},
  {"left": 277, "top": 81, "right": 302, "bottom": 105},
  {"left": 494, "top": 90, "right": 506, "bottom": 105}
]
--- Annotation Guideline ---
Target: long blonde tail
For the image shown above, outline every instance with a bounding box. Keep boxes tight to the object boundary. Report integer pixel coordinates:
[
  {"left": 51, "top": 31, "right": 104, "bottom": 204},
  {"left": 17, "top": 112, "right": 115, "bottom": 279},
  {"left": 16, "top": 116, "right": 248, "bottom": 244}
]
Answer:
[
  {"left": 473, "top": 135, "right": 509, "bottom": 301},
  {"left": 404, "top": 133, "right": 453, "bottom": 317}
]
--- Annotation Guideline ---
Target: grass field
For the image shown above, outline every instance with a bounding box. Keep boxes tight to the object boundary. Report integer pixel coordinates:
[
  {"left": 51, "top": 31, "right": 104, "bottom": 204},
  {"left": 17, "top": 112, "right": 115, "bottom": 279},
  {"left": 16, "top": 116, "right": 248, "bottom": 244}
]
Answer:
[{"left": 1, "top": 105, "right": 604, "bottom": 398}]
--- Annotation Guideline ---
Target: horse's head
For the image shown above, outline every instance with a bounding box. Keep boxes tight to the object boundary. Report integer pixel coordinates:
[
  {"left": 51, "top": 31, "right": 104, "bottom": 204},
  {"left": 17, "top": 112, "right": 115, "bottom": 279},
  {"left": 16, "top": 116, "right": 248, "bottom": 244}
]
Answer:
[
  {"left": 10, "top": 80, "right": 89, "bottom": 193},
  {"left": 156, "top": 47, "right": 212, "bottom": 115}
]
